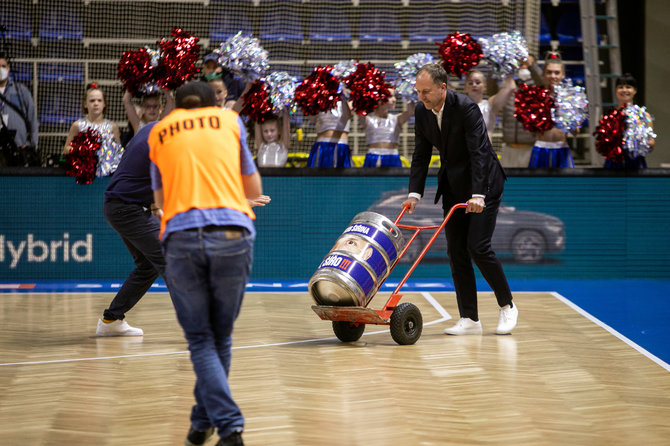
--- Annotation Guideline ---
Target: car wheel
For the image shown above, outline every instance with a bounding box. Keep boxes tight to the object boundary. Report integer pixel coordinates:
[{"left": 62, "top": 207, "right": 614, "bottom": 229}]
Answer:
[{"left": 511, "top": 230, "right": 545, "bottom": 263}]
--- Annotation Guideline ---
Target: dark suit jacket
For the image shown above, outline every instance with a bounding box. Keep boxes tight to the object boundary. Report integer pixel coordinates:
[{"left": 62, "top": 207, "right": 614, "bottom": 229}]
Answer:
[{"left": 409, "top": 90, "right": 506, "bottom": 206}]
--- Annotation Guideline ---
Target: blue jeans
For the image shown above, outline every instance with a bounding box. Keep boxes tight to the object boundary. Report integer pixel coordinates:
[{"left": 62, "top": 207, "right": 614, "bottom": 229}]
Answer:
[{"left": 163, "top": 226, "right": 253, "bottom": 438}]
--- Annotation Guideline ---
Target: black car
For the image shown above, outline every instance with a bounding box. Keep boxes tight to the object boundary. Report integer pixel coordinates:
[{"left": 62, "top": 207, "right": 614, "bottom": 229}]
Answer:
[{"left": 367, "top": 188, "right": 565, "bottom": 264}]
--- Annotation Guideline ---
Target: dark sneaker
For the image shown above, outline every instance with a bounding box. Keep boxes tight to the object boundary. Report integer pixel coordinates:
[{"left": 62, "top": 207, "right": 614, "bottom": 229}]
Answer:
[
  {"left": 216, "top": 431, "right": 244, "bottom": 446},
  {"left": 185, "top": 426, "right": 215, "bottom": 446}
]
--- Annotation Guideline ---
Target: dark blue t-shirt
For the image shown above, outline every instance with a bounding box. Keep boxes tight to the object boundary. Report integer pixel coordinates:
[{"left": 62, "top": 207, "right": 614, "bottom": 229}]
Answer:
[{"left": 104, "top": 122, "right": 158, "bottom": 206}]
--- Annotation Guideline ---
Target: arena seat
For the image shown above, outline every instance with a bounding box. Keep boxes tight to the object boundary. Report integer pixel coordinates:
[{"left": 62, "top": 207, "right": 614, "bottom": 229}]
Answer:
[
  {"left": 359, "top": 9, "right": 401, "bottom": 43},
  {"left": 260, "top": 2, "right": 303, "bottom": 43},
  {"left": 38, "top": 62, "right": 84, "bottom": 83},
  {"left": 39, "top": 90, "right": 81, "bottom": 126},
  {"left": 0, "top": 3, "right": 32, "bottom": 42},
  {"left": 39, "top": 4, "right": 83, "bottom": 42},
  {"left": 209, "top": 2, "right": 253, "bottom": 43},
  {"left": 408, "top": 9, "right": 449, "bottom": 43},
  {"left": 308, "top": 6, "right": 352, "bottom": 42}
]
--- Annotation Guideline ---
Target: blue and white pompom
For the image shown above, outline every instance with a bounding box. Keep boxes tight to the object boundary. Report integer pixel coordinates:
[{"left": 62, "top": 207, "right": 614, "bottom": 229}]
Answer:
[
  {"left": 264, "top": 71, "right": 298, "bottom": 114},
  {"left": 478, "top": 31, "right": 529, "bottom": 78},
  {"left": 332, "top": 60, "right": 357, "bottom": 80},
  {"left": 139, "top": 46, "right": 161, "bottom": 95},
  {"left": 623, "top": 105, "right": 656, "bottom": 157},
  {"left": 218, "top": 31, "right": 269, "bottom": 81},
  {"left": 394, "top": 53, "right": 434, "bottom": 102},
  {"left": 551, "top": 79, "right": 588, "bottom": 133}
]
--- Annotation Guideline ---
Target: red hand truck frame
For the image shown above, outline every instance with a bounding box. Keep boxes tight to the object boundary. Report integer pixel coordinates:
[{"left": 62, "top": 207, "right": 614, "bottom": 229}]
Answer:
[{"left": 311, "top": 203, "right": 467, "bottom": 345}]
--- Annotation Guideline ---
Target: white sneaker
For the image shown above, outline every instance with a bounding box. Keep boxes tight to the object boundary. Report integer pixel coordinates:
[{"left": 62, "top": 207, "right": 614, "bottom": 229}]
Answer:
[
  {"left": 96, "top": 318, "right": 144, "bottom": 337},
  {"left": 496, "top": 303, "right": 518, "bottom": 335},
  {"left": 444, "top": 318, "right": 482, "bottom": 335}
]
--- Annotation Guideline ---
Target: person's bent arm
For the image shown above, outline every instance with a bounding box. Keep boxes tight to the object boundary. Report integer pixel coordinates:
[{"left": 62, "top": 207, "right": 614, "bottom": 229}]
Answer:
[
  {"left": 123, "top": 90, "right": 141, "bottom": 134},
  {"left": 243, "top": 171, "right": 263, "bottom": 201},
  {"left": 62, "top": 122, "right": 79, "bottom": 154}
]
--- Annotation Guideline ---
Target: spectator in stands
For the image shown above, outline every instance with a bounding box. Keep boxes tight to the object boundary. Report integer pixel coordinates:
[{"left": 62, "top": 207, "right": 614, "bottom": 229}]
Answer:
[
  {"left": 464, "top": 69, "right": 516, "bottom": 143},
  {"left": 527, "top": 52, "right": 574, "bottom": 168},
  {"left": 206, "top": 69, "right": 250, "bottom": 113},
  {"left": 63, "top": 83, "right": 121, "bottom": 155},
  {"left": 255, "top": 110, "right": 290, "bottom": 167},
  {"left": 307, "top": 96, "right": 352, "bottom": 168},
  {"left": 201, "top": 51, "right": 222, "bottom": 79},
  {"left": 206, "top": 72, "right": 228, "bottom": 108},
  {"left": 360, "top": 88, "right": 414, "bottom": 167},
  {"left": 603, "top": 73, "right": 654, "bottom": 169},
  {"left": 0, "top": 53, "right": 39, "bottom": 166},
  {"left": 499, "top": 56, "right": 543, "bottom": 167},
  {"left": 122, "top": 89, "right": 175, "bottom": 135}
]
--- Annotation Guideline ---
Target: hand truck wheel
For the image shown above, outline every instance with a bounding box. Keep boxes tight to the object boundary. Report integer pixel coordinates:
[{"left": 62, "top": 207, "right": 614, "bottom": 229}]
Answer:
[
  {"left": 390, "top": 302, "right": 423, "bottom": 345},
  {"left": 332, "top": 321, "right": 366, "bottom": 342}
]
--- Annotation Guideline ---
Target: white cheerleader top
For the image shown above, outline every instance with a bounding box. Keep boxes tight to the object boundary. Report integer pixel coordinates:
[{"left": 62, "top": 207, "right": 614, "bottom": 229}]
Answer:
[
  {"left": 316, "top": 101, "right": 350, "bottom": 134},
  {"left": 365, "top": 114, "right": 400, "bottom": 145}
]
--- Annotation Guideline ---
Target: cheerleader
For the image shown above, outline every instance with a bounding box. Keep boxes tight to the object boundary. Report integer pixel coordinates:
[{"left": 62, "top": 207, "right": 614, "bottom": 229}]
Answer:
[
  {"left": 307, "top": 96, "right": 352, "bottom": 168},
  {"left": 603, "top": 74, "right": 655, "bottom": 168},
  {"left": 360, "top": 88, "right": 414, "bottom": 167},
  {"left": 527, "top": 52, "right": 574, "bottom": 168}
]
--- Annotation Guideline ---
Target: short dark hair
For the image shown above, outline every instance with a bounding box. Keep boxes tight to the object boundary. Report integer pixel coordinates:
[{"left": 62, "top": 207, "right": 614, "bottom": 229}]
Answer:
[
  {"left": 615, "top": 73, "right": 637, "bottom": 90},
  {"left": 417, "top": 63, "right": 449, "bottom": 87},
  {"left": 175, "top": 81, "right": 216, "bottom": 109}
]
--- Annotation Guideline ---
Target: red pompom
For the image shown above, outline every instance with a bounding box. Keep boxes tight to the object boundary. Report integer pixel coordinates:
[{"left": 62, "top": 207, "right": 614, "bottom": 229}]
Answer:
[
  {"left": 436, "top": 32, "right": 483, "bottom": 78},
  {"left": 118, "top": 48, "right": 154, "bottom": 96},
  {"left": 65, "top": 129, "right": 100, "bottom": 185},
  {"left": 241, "top": 81, "right": 274, "bottom": 123},
  {"left": 514, "top": 84, "right": 555, "bottom": 133},
  {"left": 156, "top": 28, "right": 200, "bottom": 90},
  {"left": 294, "top": 66, "right": 341, "bottom": 116},
  {"left": 343, "top": 62, "right": 391, "bottom": 116},
  {"left": 595, "top": 107, "right": 626, "bottom": 163}
]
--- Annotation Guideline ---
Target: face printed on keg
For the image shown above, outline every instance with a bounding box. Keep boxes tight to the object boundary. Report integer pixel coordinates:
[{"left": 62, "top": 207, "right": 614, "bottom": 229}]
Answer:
[{"left": 333, "top": 235, "right": 373, "bottom": 261}]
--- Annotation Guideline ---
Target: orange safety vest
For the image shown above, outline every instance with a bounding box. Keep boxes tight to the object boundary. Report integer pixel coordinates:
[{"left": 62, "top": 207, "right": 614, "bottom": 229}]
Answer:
[{"left": 148, "top": 107, "right": 255, "bottom": 237}]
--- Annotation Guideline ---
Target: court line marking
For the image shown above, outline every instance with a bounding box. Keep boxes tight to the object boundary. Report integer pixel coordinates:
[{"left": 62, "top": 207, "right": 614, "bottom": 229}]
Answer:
[
  {"left": 551, "top": 292, "right": 670, "bottom": 372},
  {"left": 0, "top": 292, "right": 450, "bottom": 367}
]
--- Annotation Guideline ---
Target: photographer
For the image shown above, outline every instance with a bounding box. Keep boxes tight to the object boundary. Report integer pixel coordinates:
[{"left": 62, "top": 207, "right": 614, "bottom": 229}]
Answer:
[{"left": 0, "top": 52, "right": 39, "bottom": 166}]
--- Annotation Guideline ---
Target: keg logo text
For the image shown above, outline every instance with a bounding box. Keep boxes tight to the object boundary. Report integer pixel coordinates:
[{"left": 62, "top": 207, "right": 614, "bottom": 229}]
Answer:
[
  {"left": 320, "top": 254, "right": 352, "bottom": 270},
  {"left": 0, "top": 233, "right": 93, "bottom": 269},
  {"left": 344, "top": 224, "right": 370, "bottom": 235}
]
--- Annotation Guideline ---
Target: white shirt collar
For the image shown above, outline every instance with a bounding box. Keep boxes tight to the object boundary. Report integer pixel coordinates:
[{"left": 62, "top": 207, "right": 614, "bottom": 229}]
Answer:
[{"left": 431, "top": 100, "right": 445, "bottom": 130}]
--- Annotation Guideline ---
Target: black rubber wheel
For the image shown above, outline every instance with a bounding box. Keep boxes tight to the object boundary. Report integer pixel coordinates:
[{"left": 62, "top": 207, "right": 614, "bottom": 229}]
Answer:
[
  {"left": 332, "top": 321, "right": 365, "bottom": 342},
  {"left": 390, "top": 302, "right": 423, "bottom": 345}
]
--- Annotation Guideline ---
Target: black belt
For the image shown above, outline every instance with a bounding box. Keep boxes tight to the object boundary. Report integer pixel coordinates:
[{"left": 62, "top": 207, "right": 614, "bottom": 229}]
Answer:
[
  {"left": 107, "top": 198, "right": 150, "bottom": 207},
  {"left": 185, "top": 225, "right": 244, "bottom": 233}
]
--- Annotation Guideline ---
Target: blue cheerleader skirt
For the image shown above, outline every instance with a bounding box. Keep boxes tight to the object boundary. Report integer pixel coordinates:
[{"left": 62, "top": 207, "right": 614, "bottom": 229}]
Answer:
[
  {"left": 528, "top": 141, "right": 574, "bottom": 168},
  {"left": 307, "top": 140, "right": 352, "bottom": 168},
  {"left": 603, "top": 153, "right": 648, "bottom": 169},
  {"left": 363, "top": 149, "right": 402, "bottom": 168}
]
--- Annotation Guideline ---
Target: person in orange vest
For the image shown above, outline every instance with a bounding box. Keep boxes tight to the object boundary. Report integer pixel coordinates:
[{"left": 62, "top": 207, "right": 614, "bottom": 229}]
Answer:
[{"left": 149, "top": 81, "right": 262, "bottom": 446}]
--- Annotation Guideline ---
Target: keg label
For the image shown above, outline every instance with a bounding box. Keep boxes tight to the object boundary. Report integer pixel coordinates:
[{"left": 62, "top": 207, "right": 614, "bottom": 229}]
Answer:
[
  {"left": 343, "top": 224, "right": 397, "bottom": 262},
  {"left": 318, "top": 254, "right": 374, "bottom": 297}
]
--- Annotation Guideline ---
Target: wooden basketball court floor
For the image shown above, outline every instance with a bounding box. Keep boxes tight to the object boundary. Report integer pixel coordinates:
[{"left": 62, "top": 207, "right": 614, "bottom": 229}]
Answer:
[{"left": 1, "top": 290, "right": 669, "bottom": 445}]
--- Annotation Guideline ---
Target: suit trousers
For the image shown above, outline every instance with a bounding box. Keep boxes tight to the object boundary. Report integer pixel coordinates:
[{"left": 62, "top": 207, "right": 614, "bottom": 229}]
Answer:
[{"left": 443, "top": 189, "right": 513, "bottom": 321}]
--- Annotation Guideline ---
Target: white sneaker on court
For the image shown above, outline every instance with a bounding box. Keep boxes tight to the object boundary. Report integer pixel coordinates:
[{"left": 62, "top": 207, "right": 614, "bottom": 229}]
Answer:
[
  {"left": 96, "top": 319, "right": 144, "bottom": 336},
  {"left": 444, "top": 318, "right": 482, "bottom": 335},
  {"left": 496, "top": 303, "right": 518, "bottom": 335}
]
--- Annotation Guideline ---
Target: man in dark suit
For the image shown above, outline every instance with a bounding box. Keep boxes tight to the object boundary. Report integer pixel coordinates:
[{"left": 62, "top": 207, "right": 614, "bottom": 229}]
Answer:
[{"left": 401, "top": 63, "right": 518, "bottom": 335}]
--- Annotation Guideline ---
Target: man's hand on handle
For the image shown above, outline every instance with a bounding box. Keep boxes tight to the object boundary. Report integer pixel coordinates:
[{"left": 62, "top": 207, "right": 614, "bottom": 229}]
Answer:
[
  {"left": 401, "top": 197, "right": 419, "bottom": 214},
  {"left": 465, "top": 196, "right": 485, "bottom": 213}
]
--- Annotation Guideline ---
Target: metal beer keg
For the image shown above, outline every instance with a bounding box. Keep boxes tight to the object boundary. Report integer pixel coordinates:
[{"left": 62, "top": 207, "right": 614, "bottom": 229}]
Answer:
[{"left": 309, "top": 212, "right": 404, "bottom": 306}]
